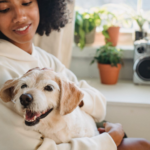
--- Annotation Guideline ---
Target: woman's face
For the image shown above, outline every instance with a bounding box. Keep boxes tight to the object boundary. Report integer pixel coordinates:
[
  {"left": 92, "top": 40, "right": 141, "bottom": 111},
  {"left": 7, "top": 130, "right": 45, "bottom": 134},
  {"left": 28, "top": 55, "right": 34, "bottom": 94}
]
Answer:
[{"left": 0, "top": 0, "right": 39, "bottom": 46}]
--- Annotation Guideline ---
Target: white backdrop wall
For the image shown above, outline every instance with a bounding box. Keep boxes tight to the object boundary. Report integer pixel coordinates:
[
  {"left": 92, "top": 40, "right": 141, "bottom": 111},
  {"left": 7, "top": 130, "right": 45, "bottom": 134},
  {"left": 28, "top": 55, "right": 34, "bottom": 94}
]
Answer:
[{"left": 76, "top": 0, "right": 150, "bottom": 10}]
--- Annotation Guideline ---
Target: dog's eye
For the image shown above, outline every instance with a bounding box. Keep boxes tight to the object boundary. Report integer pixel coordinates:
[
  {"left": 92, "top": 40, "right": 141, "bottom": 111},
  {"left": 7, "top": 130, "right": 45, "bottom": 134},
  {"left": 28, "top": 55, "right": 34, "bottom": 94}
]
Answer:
[
  {"left": 44, "top": 85, "right": 53, "bottom": 91},
  {"left": 21, "top": 84, "right": 28, "bottom": 89}
]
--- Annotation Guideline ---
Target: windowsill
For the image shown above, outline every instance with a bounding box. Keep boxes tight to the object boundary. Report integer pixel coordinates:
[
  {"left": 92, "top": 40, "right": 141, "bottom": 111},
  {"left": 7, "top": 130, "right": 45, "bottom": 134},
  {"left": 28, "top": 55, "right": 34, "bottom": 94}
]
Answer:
[
  {"left": 73, "top": 44, "right": 134, "bottom": 59},
  {"left": 97, "top": 28, "right": 135, "bottom": 33},
  {"left": 79, "top": 78, "right": 150, "bottom": 107}
]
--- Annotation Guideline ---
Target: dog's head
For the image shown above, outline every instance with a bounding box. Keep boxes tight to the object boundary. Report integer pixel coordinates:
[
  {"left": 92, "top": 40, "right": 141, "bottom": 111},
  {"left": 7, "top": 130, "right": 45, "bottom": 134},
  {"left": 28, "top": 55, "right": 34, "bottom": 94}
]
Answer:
[{"left": 0, "top": 69, "right": 84, "bottom": 126}]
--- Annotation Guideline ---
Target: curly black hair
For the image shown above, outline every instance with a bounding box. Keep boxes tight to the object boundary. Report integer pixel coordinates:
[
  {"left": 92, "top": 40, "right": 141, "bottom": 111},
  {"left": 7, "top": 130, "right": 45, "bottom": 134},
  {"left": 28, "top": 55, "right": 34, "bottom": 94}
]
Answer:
[{"left": 0, "top": 0, "right": 69, "bottom": 39}]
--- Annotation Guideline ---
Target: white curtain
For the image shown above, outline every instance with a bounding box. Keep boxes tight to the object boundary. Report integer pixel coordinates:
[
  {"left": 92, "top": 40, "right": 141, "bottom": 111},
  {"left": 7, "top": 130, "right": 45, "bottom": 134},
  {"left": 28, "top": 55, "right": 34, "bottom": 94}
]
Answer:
[{"left": 33, "top": 0, "right": 75, "bottom": 68}]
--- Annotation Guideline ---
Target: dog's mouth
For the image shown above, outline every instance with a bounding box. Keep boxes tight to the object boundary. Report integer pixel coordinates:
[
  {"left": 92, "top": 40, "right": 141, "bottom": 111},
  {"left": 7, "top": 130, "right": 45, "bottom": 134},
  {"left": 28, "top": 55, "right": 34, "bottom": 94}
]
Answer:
[{"left": 24, "top": 108, "right": 53, "bottom": 126}]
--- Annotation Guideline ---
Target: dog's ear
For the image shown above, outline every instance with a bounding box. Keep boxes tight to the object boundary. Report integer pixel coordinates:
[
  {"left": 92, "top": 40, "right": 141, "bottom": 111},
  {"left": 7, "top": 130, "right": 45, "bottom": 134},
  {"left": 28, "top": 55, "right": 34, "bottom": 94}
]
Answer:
[
  {"left": 0, "top": 79, "right": 18, "bottom": 102},
  {"left": 59, "top": 79, "right": 84, "bottom": 115}
]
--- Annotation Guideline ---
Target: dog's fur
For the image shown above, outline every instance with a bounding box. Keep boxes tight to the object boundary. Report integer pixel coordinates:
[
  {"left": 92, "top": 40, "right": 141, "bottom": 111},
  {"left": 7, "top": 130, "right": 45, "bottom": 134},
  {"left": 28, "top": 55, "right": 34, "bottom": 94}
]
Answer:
[{"left": 0, "top": 69, "right": 99, "bottom": 144}]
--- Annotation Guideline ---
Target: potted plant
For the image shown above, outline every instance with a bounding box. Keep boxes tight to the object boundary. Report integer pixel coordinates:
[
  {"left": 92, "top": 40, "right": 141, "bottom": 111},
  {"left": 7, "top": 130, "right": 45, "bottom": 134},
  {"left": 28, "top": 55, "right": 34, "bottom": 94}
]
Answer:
[
  {"left": 98, "top": 5, "right": 132, "bottom": 46},
  {"left": 74, "top": 7, "right": 101, "bottom": 49},
  {"left": 125, "top": 0, "right": 149, "bottom": 40},
  {"left": 98, "top": 8, "right": 119, "bottom": 46},
  {"left": 102, "top": 23, "right": 120, "bottom": 47},
  {"left": 91, "top": 43, "right": 123, "bottom": 85},
  {"left": 133, "top": 14, "right": 147, "bottom": 40}
]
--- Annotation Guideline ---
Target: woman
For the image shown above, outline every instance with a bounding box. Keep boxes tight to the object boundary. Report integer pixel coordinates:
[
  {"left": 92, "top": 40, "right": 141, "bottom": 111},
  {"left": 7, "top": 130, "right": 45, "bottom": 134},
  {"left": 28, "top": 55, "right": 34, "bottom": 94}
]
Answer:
[{"left": 0, "top": 0, "right": 149, "bottom": 150}]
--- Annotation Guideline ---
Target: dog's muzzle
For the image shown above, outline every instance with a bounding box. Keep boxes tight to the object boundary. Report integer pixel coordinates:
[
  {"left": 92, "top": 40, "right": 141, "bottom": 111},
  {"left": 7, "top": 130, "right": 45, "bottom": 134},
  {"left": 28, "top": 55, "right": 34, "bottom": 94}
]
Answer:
[{"left": 20, "top": 93, "right": 53, "bottom": 126}]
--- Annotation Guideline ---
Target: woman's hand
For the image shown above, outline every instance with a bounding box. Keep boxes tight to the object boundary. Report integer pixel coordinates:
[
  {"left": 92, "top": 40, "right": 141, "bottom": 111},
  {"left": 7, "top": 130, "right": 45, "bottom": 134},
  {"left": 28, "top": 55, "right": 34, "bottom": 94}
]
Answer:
[{"left": 98, "top": 122, "right": 124, "bottom": 147}]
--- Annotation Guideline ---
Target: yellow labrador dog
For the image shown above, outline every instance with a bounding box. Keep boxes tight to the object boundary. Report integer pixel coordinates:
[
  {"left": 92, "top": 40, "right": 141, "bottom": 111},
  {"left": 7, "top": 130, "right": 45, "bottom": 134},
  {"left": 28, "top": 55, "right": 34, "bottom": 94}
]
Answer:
[{"left": 0, "top": 68, "right": 99, "bottom": 144}]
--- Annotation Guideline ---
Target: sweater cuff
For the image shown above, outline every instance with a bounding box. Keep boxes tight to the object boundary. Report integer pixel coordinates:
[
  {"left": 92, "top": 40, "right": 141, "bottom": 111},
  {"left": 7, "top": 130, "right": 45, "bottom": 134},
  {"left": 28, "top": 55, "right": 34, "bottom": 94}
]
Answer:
[
  {"left": 92, "top": 133, "right": 117, "bottom": 150},
  {"left": 70, "top": 133, "right": 117, "bottom": 150}
]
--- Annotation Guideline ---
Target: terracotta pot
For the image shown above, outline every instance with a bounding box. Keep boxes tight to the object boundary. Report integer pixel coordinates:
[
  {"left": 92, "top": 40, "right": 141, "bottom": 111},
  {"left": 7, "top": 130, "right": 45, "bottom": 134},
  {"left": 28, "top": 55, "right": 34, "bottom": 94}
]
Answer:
[
  {"left": 106, "top": 26, "right": 120, "bottom": 46},
  {"left": 85, "top": 28, "right": 96, "bottom": 44},
  {"left": 97, "top": 63, "right": 121, "bottom": 85}
]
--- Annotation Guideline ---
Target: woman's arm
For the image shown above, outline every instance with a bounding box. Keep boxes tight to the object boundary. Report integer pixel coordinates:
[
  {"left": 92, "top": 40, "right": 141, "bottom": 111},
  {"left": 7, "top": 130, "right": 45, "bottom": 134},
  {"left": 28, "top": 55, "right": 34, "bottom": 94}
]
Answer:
[{"left": 37, "top": 133, "right": 116, "bottom": 150}]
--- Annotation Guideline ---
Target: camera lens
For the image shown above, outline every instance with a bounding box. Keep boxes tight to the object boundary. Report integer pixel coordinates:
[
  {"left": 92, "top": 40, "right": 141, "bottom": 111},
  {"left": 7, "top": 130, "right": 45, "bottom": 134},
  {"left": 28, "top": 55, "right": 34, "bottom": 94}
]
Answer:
[{"left": 136, "top": 57, "right": 150, "bottom": 80}]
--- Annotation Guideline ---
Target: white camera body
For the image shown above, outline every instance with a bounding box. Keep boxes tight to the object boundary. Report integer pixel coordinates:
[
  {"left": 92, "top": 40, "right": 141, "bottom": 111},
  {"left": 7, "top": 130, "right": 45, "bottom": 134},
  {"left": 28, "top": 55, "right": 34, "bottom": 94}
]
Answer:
[{"left": 133, "top": 39, "right": 150, "bottom": 85}]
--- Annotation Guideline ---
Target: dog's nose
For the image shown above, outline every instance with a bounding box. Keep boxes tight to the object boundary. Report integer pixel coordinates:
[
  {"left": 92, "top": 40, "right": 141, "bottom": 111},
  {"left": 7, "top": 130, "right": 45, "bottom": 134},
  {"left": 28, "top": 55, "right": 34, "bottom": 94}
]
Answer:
[{"left": 20, "top": 93, "right": 33, "bottom": 107}]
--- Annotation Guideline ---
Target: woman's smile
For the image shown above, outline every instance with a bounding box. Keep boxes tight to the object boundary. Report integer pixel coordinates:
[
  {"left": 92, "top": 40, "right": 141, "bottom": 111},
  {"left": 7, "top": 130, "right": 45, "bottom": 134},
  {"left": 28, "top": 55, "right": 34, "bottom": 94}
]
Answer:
[{"left": 13, "top": 23, "right": 32, "bottom": 35}]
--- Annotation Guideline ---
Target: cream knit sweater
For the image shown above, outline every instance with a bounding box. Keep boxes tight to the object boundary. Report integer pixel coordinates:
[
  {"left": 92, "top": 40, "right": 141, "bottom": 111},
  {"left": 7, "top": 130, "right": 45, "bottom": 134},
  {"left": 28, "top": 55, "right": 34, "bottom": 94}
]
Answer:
[{"left": 0, "top": 39, "right": 116, "bottom": 150}]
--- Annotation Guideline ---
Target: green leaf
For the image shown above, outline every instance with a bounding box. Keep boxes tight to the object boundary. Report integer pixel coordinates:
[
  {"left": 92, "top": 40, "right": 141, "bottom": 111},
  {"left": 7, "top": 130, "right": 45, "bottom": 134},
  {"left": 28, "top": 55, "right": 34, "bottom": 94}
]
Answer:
[
  {"left": 91, "top": 44, "right": 123, "bottom": 66},
  {"left": 103, "top": 25, "right": 109, "bottom": 30},
  {"left": 90, "top": 59, "right": 95, "bottom": 65},
  {"left": 102, "top": 30, "right": 109, "bottom": 39}
]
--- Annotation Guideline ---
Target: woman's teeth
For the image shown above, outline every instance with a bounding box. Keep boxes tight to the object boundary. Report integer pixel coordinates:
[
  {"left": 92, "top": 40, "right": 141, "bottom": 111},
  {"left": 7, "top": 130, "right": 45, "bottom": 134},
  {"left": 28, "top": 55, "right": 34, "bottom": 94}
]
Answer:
[{"left": 16, "top": 25, "right": 28, "bottom": 31}]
